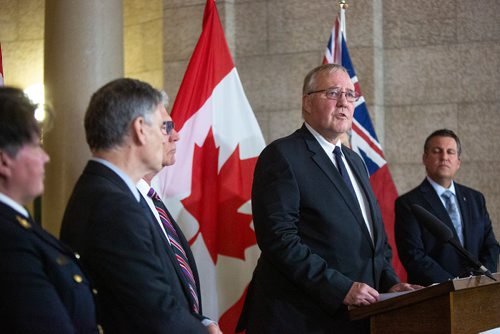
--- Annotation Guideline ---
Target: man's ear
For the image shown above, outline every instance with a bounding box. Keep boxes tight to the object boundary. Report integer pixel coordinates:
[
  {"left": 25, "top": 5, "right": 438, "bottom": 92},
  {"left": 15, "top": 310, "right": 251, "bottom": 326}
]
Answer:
[
  {"left": 302, "top": 94, "right": 312, "bottom": 115},
  {"left": 0, "top": 150, "right": 14, "bottom": 179},
  {"left": 131, "top": 117, "right": 147, "bottom": 146}
]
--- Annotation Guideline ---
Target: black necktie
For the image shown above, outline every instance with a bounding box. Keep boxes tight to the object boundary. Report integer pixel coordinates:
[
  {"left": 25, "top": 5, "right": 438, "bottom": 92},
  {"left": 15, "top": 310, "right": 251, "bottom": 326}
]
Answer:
[{"left": 333, "top": 146, "right": 356, "bottom": 197}]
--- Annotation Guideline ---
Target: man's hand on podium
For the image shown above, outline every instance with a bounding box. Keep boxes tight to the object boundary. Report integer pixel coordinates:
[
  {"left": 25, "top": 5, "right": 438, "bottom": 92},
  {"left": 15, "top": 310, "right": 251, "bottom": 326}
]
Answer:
[
  {"left": 388, "top": 282, "right": 423, "bottom": 293},
  {"left": 343, "top": 282, "right": 380, "bottom": 307},
  {"left": 344, "top": 282, "right": 424, "bottom": 309}
]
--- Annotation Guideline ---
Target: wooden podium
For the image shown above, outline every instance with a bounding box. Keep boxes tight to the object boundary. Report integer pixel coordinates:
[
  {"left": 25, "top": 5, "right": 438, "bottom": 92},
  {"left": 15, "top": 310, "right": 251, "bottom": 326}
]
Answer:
[{"left": 349, "top": 273, "right": 500, "bottom": 334}]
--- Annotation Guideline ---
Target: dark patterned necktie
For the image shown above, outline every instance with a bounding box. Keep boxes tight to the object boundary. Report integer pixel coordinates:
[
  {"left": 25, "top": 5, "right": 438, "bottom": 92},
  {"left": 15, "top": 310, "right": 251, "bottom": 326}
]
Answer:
[
  {"left": 147, "top": 187, "right": 200, "bottom": 314},
  {"left": 333, "top": 146, "right": 356, "bottom": 197},
  {"left": 441, "top": 190, "right": 464, "bottom": 246}
]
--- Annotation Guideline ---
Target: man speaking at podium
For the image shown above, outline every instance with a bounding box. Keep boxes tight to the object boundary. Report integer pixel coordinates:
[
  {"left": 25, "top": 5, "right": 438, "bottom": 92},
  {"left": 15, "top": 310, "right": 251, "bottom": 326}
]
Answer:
[
  {"left": 395, "top": 129, "right": 499, "bottom": 286},
  {"left": 238, "top": 64, "right": 419, "bottom": 334}
]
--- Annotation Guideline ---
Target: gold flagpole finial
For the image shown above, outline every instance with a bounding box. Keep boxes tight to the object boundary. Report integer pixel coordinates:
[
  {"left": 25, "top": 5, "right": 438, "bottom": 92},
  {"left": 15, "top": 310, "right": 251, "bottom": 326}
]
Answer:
[{"left": 339, "top": 0, "right": 348, "bottom": 10}]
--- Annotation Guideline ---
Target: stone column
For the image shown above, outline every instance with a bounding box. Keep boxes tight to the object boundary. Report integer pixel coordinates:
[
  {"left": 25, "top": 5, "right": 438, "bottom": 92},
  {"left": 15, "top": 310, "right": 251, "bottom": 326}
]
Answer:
[{"left": 43, "top": 0, "right": 123, "bottom": 236}]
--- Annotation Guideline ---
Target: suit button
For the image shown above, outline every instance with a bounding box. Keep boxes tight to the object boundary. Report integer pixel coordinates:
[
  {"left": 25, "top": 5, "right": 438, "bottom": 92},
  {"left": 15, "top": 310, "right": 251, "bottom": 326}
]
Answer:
[
  {"left": 92, "top": 288, "right": 98, "bottom": 295},
  {"left": 73, "top": 274, "right": 83, "bottom": 283},
  {"left": 74, "top": 252, "right": 81, "bottom": 259},
  {"left": 56, "top": 255, "right": 69, "bottom": 265}
]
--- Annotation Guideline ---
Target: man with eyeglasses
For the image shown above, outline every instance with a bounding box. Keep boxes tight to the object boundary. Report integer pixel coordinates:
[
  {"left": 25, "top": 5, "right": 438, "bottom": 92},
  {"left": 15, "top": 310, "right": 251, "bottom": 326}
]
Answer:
[
  {"left": 237, "top": 64, "right": 419, "bottom": 334},
  {"left": 136, "top": 97, "right": 222, "bottom": 334},
  {"left": 61, "top": 78, "right": 213, "bottom": 333}
]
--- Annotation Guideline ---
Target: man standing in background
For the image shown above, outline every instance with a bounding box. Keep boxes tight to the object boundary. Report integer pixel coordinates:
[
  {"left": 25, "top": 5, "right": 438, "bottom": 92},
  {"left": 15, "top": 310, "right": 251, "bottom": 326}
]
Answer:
[
  {"left": 395, "top": 129, "right": 499, "bottom": 286},
  {"left": 136, "top": 93, "right": 222, "bottom": 334},
  {"left": 61, "top": 78, "right": 210, "bottom": 333}
]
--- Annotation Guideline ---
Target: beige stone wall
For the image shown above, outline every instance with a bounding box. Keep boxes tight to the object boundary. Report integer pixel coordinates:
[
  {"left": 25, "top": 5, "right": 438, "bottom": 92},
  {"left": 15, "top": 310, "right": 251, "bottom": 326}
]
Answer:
[
  {"left": 0, "top": 0, "right": 44, "bottom": 89},
  {"left": 0, "top": 0, "right": 163, "bottom": 104},
  {"left": 124, "top": 0, "right": 164, "bottom": 89},
  {"left": 383, "top": 0, "right": 500, "bottom": 239},
  {"left": 0, "top": 0, "right": 498, "bottom": 238},
  {"left": 164, "top": 0, "right": 500, "bottom": 238},
  {"left": 0, "top": 0, "right": 45, "bottom": 216},
  {"left": 0, "top": 0, "right": 163, "bottom": 229}
]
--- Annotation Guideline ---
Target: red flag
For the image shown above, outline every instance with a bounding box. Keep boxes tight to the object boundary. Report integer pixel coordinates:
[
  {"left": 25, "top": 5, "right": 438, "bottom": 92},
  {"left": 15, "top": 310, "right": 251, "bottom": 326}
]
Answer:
[
  {"left": 323, "top": 13, "right": 407, "bottom": 281},
  {"left": 154, "top": 0, "right": 265, "bottom": 332},
  {"left": 0, "top": 43, "right": 4, "bottom": 86}
]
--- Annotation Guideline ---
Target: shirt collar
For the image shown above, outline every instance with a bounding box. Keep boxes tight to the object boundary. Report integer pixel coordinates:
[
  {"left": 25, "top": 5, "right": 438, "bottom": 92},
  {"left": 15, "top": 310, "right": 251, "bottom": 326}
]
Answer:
[
  {"left": 426, "top": 176, "right": 456, "bottom": 197},
  {"left": 91, "top": 157, "right": 141, "bottom": 202},
  {"left": 136, "top": 178, "right": 151, "bottom": 198},
  {"left": 0, "top": 192, "right": 29, "bottom": 217},
  {"left": 304, "top": 122, "right": 342, "bottom": 155}
]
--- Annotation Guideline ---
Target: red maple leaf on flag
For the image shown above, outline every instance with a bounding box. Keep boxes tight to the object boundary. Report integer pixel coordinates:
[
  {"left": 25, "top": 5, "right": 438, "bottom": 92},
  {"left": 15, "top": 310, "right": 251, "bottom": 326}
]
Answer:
[{"left": 182, "top": 128, "right": 257, "bottom": 264}]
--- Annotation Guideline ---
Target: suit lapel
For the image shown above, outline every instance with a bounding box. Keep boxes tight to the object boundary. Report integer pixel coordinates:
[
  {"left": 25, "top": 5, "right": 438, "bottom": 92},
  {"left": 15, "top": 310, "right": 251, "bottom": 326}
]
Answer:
[
  {"left": 163, "top": 207, "right": 201, "bottom": 310},
  {"left": 31, "top": 218, "right": 73, "bottom": 254},
  {"left": 419, "top": 180, "right": 461, "bottom": 241},
  {"left": 300, "top": 126, "right": 373, "bottom": 246},
  {"left": 454, "top": 184, "right": 470, "bottom": 247},
  {"left": 90, "top": 162, "right": 195, "bottom": 285},
  {"left": 342, "top": 148, "right": 380, "bottom": 245},
  {"left": 166, "top": 210, "right": 199, "bottom": 282},
  {"left": 141, "top": 193, "right": 199, "bottom": 308}
]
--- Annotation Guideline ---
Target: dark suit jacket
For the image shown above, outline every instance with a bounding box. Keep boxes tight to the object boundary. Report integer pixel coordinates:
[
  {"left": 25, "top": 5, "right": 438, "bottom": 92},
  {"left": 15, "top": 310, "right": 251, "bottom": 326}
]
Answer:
[
  {"left": 395, "top": 179, "right": 499, "bottom": 286},
  {"left": 60, "top": 161, "right": 206, "bottom": 333},
  {"left": 0, "top": 201, "right": 98, "bottom": 333},
  {"left": 237, "top": 125, "right": 399, "bottom": 334}
]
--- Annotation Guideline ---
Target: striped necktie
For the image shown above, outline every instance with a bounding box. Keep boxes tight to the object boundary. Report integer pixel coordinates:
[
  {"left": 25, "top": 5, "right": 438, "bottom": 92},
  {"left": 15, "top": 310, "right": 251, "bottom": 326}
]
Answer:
[{"left": 147, "top": 187, "right": 200, "bottom": 314}]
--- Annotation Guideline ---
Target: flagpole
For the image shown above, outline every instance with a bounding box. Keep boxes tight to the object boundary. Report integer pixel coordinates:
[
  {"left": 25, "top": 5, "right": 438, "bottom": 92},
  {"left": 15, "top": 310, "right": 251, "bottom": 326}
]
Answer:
[
  {"left": 339, "top": 0, "right": 347, "bottom": 40},
  {"left": 0, "top": 42, "right": 4, "bottom": 86}
]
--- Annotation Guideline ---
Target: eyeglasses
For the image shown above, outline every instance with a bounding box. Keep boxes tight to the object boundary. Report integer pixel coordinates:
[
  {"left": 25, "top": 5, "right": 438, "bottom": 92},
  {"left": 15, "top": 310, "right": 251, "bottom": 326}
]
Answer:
[
  {"left": 307, "top": 87, "right": 360, "bottom": 102},
  {"left": 161, "top": 121, "right": 175, "bottom": 135}
]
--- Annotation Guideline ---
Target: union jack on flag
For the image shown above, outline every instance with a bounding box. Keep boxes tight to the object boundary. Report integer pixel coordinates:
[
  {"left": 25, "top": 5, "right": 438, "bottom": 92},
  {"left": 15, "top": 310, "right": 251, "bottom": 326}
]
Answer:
[{"left": 323, "top": 13, "right": 406, "bottom": 280}]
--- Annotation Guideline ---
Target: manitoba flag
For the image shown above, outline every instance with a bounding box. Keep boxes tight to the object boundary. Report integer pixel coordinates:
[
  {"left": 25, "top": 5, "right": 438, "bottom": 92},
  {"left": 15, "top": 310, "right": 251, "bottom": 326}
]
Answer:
[
  {"left": 0, "top": 43, "right": 4, "bottom": 86},
  {"left": 154, "top": 0, "right": 265, "bottom": 332},
  {"left": 323, "top": 13, "right": 406, "bottom": 281}
]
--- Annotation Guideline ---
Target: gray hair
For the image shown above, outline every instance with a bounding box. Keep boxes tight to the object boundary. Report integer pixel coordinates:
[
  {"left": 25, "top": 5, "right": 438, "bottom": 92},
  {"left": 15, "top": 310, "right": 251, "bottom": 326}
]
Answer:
[
  {"left": 84, "top": 78, "right": 164, "bottom": 150},
  {"left": 302, "top": 63, "right": 349, "bottom": 95}
]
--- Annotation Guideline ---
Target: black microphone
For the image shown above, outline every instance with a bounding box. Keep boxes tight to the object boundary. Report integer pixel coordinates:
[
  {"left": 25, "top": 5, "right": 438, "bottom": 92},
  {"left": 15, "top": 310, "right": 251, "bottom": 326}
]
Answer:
[{"left": 411, "top": 204, "right": 496, "bottom": 281}]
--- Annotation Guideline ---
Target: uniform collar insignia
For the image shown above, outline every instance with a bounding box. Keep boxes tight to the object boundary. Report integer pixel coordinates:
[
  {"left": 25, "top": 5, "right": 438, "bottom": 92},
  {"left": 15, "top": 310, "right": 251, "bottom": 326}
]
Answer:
[{"left": 16, "top": 215, "right": 32, "bottom": 229}]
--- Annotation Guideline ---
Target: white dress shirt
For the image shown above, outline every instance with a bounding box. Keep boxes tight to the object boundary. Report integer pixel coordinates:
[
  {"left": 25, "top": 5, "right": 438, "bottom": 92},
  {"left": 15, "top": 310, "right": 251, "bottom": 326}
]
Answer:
[{"left": 305, "top": 122, "right": 374, "bottom": 241}]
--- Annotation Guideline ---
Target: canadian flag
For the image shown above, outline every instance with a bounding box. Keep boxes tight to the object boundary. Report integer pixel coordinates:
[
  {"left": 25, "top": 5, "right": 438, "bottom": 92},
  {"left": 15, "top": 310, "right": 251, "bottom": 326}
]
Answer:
[
  {"left": 0, "top": 43, "right": 4, "bottom": 86},
  {"left": 154, "top": 0, "right": 265, "bottom": 332}
]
